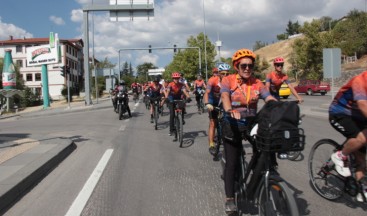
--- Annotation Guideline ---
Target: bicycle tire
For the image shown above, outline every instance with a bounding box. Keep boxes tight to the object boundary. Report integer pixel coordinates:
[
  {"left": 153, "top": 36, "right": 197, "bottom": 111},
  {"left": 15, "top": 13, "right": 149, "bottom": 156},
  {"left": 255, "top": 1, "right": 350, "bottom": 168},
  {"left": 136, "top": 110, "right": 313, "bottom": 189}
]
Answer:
[
  {"left": 308, "top": 139, "right": 344, "bottom": 200},
  {"left": 177, "top": 113, "right": 183, "bottom": 147},
  {"left": 174, "top": 115, "right": 178, "bottom": 141},
  {"left": 154, "top": 104, "right": 159, "bottom": 130},
  {"left": 118, "top": 104, "right": 123, "bottom": 120},
  {"left": 258, "top": 179, "right": 299, "bottom": 216}
]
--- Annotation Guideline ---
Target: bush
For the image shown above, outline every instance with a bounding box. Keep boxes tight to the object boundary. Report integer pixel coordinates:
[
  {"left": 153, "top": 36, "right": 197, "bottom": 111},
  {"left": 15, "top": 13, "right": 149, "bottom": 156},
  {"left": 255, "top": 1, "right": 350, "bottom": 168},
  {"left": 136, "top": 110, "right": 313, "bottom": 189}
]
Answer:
[{"left": 61, "top": 86, "right": 74, "bottom": 102}]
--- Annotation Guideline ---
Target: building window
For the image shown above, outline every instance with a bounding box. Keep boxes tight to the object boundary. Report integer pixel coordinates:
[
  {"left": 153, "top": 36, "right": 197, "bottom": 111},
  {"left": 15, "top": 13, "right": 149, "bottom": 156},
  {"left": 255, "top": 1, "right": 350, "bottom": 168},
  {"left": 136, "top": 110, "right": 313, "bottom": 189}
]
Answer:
[
  {"left": 26, "top": 73, "right": 33, "bottom": 81},
  {"left": 35, "top": 73, "right": 41, "bottom": 81},
  {"left": 16, "top": 60, "right": 23, "bottom": 67},
  {"left": 16, "top": 45, "right": 22, "bottom": 53}
]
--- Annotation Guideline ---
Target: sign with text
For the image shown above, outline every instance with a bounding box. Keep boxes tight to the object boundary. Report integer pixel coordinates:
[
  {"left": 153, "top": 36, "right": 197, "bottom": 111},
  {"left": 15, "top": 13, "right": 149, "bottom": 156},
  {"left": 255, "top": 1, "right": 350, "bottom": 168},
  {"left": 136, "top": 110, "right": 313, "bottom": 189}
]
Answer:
[{"left": 26, "top": 44, "right": 59, "bottom": 67}]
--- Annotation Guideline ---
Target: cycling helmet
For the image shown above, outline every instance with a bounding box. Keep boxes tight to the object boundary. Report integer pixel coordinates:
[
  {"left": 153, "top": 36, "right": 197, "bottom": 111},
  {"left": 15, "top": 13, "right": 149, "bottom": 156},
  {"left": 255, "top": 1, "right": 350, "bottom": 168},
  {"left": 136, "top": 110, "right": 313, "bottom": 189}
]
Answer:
[
  {"left": 172, "top": 72, "right": 181, "bottom": 78},
  {"left": 232, "top": 49, "right": 256, "bottom": 70},
  {"left": 273, "top": 57, "right": 284, "bottom": 64},
  {"left": 212, "top": 67, "right": 219, "bottom": 73},
  {"left": 120, "top": 80, "right": 126, "bottom": 85},
  {"left": 218, "top": 63, "right": 231, "bottom": 72}
]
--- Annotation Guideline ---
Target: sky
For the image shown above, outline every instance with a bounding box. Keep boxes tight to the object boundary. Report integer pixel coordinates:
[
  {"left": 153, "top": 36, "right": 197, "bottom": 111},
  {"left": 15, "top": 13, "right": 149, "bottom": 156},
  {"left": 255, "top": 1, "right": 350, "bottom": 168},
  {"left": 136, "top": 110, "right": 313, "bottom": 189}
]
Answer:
[{"left": 0, "top": 0, "right": 365, "bottom": 70}]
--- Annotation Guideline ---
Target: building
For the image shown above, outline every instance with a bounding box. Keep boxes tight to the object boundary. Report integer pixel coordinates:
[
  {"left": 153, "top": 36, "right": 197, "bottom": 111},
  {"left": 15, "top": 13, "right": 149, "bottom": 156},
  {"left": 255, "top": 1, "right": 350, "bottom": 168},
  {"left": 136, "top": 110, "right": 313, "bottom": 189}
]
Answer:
[{"left": 0, "top": 36, "right": 84, "bottom": 100}]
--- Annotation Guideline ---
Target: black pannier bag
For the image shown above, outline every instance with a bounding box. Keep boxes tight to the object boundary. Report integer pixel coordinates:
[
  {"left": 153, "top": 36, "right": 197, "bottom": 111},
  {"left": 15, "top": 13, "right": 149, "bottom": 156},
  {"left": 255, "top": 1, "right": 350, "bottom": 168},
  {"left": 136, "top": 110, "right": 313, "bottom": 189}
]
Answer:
[{"left": 255, "top": 101, "right": 305, "bottom": 152}]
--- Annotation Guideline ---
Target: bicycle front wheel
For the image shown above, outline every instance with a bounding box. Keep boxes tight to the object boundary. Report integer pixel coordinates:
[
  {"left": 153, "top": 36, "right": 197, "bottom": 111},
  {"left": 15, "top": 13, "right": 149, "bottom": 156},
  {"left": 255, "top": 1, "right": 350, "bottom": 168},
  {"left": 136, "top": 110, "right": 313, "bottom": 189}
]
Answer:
[
  {"left": 177, "top": 113, "right": 183, "bottom": 147},
  {"left": 308, "top": 139, "right": 343, "bottom": 200},
  {"left": 258, "top": 179, "right": 299, "bottom": 216},
  {"left": 154, "top": 104, "right": 159, "bottom": 130}
]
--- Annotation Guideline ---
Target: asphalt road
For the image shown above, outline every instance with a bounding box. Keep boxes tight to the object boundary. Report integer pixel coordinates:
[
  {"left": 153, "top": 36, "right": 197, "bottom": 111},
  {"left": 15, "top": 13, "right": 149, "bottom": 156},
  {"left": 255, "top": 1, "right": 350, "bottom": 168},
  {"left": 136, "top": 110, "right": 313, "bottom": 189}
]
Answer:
[{"left": 1, "top": 96, "right": 366, "bottom": 216}]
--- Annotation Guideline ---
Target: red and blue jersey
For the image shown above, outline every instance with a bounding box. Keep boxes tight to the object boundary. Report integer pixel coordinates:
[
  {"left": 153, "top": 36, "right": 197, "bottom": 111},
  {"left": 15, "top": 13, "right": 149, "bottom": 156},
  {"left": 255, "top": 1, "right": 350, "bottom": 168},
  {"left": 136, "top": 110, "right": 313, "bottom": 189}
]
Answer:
[
  {"left": 207, "top": 76, "right": 221, "bottom": 105},
  {"left": 266, "top": 71, "right": 289, "bottom": 94},
  {"left": 167, "top": 81, "right": 185, "bottom": 101},
  {"left": 329, "top": 71, "right": 367, "bottom": 121}
]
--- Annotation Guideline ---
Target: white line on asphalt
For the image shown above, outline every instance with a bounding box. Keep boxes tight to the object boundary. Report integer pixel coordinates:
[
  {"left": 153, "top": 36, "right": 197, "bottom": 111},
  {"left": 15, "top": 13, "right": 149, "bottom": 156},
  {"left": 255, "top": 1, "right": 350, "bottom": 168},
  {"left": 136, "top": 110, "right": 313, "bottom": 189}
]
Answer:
[
  {"left": 134, "top": 102, "right": 139, "bottom": 107},
  {"left": 65, "top": 149, "right": 114, "bottom": 216}
]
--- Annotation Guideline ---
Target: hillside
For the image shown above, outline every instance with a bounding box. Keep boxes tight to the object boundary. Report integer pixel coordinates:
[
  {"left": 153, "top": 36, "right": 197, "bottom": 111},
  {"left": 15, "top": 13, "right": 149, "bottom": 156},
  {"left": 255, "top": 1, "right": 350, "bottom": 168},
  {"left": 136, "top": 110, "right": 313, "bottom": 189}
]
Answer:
[{"left": 254, "top": 37, "right": 367, "bottom": 75}]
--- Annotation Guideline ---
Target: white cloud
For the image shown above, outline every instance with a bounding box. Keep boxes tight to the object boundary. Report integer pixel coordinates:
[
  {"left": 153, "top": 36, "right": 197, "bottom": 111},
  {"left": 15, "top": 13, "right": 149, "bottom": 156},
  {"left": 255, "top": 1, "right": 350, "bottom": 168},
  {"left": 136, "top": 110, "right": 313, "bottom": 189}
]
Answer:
[
  {"left": 49, "top": 16, "right": 65, "bottom": 25},
  {"left": 0, "top": 17, "right": 33, "bottom": 40},
  {"left": 71, "top": 9, "right": 83, "bottom": 23}
]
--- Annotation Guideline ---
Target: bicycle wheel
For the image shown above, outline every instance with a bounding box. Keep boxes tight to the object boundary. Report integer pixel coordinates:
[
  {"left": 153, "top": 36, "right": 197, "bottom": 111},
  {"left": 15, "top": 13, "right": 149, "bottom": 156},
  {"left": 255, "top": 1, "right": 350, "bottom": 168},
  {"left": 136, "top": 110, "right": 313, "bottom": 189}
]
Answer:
[
  {"left": 258, "top": 179, "right": 299, "bottom": 216},
  {"left": 174, "top": 115, "right": 178, "bottom": 141},
  {"left": 177, "top": 112, "right": 183, "bottom": 147},
  {"left": 154, "top": 104, "right": 159, "bottom": 130},
  {"left": 308, "top": 139, "right": 344, "bottom": 200}
]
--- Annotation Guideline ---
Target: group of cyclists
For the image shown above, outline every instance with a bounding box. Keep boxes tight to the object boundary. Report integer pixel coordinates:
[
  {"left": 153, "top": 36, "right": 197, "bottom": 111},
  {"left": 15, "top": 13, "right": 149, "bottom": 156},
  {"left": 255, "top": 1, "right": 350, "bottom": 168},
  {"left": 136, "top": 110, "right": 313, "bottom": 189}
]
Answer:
[{"left": 110, "top": 47, "right": 367, "bottom": 213}]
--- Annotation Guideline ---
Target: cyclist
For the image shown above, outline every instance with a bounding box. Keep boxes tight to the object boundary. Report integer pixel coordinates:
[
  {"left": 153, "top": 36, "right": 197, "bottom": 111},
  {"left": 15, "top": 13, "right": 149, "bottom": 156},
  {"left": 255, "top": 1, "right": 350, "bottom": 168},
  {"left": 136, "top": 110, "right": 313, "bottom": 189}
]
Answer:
[
  {"left": 113, "top": 80, "right": 132, "bottom": 118},
  {"left": 148, "top": 77, "right": 165, "bottom": 123},
  {"left": 220, "top": 49, "right": 276, "bottom": 213},
  {"left": 203, "top": 64, "right": 230, "bottom": 155},
  {"left": 193, "top": 74, "right": 207, "bottom": 111},
  {"left": 165, "top": 72, "right": 191, "bottom": 136},
  {"left": 329, "top": 71, "right": 367, "bottom": 201},
  {"left": 265, "top": 57, "right": 303, "bottom": 102},
  {"left": 179, "top": 72, "right": 191, "bottom": 92},
  {"left": 131, "top": 80, "right": 140, "bottom": 99}
]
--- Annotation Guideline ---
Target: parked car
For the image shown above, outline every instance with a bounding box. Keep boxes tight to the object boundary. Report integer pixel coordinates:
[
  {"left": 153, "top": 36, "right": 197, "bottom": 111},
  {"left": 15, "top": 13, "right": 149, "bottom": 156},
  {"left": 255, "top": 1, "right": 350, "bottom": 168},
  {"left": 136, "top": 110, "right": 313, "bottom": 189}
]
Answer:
[{"left": 294, "top": 80, "right": 330, "bottom": 95}]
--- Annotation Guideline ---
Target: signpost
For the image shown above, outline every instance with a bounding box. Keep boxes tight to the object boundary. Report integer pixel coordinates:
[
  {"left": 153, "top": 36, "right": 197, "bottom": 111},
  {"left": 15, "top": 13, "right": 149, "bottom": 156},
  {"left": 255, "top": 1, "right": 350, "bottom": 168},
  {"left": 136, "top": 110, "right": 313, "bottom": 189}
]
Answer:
[
  {"left": 82, "top": 1, "right": 154, "bottom": 105},
  {"left": 323, "top": 48, "right": 341, "bottom": 99}
]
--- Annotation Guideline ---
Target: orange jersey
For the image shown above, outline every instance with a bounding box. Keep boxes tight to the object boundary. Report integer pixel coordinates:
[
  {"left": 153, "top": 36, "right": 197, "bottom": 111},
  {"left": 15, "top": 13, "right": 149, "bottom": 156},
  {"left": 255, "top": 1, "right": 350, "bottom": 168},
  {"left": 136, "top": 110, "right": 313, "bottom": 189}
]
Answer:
[
  {"left": 194, "top": 80, "right": 205, "bottom": 88},
  {"left": 221, "top": 74, "right": 270, "bottom": 113},
  {"left": 266, "top": 71, "right": 289, "bottom": 93},
  {"left": 207, "top": 76, "right": 221, "bottom": 104},
  {"left": 167, "top": 81, "right": 185, "bottom": 100}
]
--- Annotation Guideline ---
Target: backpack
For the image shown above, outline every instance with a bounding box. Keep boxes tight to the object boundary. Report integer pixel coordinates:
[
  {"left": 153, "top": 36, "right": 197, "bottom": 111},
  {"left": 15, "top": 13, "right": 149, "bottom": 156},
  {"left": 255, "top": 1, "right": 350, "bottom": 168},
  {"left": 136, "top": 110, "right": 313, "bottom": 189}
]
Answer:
[{"left": 256, "top": 101, "right": 304, "bottom": 152}]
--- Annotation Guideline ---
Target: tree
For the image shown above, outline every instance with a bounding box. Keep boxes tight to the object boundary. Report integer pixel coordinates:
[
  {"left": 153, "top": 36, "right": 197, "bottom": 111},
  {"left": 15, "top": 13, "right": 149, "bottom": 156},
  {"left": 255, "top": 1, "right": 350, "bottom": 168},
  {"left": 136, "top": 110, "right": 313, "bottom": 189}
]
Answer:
[
  {"left": 136, "top": 62, "right": 157, "bottom": 82},
  {"left": 253, "top": 41, "right": 267, "bottom": 51},
  {"left": 290, "top": 19, "right": 336, "bottom": 80},
  {"left": 165, "top": 32, "right": 216, "bottom": 82}
]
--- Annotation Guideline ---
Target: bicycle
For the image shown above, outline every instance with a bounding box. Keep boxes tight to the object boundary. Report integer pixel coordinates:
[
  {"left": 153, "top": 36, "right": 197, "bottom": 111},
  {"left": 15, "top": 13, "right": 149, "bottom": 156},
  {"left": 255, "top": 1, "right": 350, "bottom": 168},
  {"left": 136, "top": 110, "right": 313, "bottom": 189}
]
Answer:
[
  {"left": 151, "top": 96, "right": 162, "bottom": 130},
  {"left": 196, "top": 89, "right": 205, "bottom": 114},
  {"left": 308, "top": 138, "right": 367, "bottom": 202},
  {"left": 172, "top": 99, "right": 186, "bottom": 147},
  {"left": 222, "top": 113, "right": 304, "bottom": 215},
  {"left": 133, "top": 91, "right": 139, "bottom": 103},
  {"left": 212, "top": 106, "right": 224, "bottom": 160}
]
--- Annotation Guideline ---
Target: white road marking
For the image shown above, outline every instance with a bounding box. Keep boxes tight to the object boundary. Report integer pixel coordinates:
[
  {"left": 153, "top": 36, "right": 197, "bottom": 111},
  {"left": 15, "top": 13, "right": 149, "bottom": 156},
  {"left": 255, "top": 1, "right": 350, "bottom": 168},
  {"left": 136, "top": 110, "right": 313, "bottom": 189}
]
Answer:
[
  {"left": 65, "top": 149, "right": 114, "bottom": 216},
  {"left": 134, "top": 102, "right": 139, "bottom": 107}
]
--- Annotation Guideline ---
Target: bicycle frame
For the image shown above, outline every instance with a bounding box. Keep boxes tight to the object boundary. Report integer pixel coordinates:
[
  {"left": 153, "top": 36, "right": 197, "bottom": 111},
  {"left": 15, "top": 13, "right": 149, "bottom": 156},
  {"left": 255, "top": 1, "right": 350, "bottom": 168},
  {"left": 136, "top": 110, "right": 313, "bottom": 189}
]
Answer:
[{"left": 172, "top": 100, "right": 185, "bottom": 146}]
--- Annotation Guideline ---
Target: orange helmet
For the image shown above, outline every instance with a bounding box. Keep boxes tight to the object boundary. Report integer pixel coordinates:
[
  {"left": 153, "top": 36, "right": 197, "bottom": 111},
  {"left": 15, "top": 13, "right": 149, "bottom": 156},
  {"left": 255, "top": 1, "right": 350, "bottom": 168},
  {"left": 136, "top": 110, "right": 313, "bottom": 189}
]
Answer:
[
  {"left": 171, "top": 72, "right": 181, "bottom": 78},
  {"left": 232, "top": 49, "right": 256, "bottom": 70},
  {"left": 273, "top": 57, "right": 284, "bottom": 64}
]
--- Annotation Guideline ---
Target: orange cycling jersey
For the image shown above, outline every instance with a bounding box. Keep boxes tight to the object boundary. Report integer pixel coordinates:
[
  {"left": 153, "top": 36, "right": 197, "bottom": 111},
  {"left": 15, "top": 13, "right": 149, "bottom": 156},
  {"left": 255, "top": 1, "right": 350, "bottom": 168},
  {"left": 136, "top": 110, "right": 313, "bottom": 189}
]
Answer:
[
  {"left": 207, "top": 76, "right": 221, "bottom": 105},
  {"left": 266, "top": 71, "right": 289, "bottom": 93},
  {"left": 167, "top": 81, "right": 185, "bottom": 100},
  {"left": 221, "top": 74, "right": 270, "bottom": 115},
  {"left": 194, "top": 80, "right": 205, "bottom": 88}
]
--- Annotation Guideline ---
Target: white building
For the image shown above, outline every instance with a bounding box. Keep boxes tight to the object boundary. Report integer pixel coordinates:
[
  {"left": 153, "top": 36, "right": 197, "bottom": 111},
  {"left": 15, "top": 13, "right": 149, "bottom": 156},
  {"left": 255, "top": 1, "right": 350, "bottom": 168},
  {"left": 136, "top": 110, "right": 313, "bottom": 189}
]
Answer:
[{"left": 0, "top": 36, "right": 84, "bottom": 100}]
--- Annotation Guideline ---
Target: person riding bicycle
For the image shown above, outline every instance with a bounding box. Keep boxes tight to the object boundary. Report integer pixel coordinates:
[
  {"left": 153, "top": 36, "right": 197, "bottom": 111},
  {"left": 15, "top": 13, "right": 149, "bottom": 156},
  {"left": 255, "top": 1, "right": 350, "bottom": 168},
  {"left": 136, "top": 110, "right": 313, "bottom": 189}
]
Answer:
[
  {"left": 114, "top": 80, "right": 132, "bottom": 118},
  {"left": 220, "top": 49, "right": 276, "bottom": 213},
  {"left": 193, "top": 75, "right": 207, "bottom": 111},
  {"left": 131, "top": 80, "right": 140, "bottom": 99},
  {"left": 148, "top": 77, "right": 165, "bottom": 123},
  {"left": 329, "top": 71, "right": 367, "bottom": 201},
  {"left": 203, "top": 64, "right": 231, "bottom": 156},
  {"left": 265, "top": 57, "right": 303, "bottom": 102},
  {"left": 165, "top": 72, "right": 191, "bottom": 136}
]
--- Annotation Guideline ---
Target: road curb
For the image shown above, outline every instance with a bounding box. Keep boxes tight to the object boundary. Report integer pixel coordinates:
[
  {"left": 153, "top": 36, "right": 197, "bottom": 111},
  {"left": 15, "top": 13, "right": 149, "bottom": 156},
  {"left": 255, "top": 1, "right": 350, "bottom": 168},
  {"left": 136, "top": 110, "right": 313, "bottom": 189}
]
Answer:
[{"left": 0, "top": 139, "right": 76, "bottom": 214}]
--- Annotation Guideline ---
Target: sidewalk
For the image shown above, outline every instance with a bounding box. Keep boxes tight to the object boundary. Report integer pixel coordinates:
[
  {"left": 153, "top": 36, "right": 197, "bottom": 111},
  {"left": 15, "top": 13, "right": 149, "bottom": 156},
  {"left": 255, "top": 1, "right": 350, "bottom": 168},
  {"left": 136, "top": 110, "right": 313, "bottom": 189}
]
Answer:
[{"left": 0, "top": 95, "right": 112, "bottom": 213}]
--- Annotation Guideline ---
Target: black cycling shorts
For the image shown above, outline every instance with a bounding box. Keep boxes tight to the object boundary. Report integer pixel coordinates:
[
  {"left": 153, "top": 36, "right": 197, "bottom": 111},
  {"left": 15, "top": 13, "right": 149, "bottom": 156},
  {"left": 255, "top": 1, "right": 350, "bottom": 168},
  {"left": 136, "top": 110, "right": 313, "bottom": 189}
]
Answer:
[{"left": 329, "top": 114, "right": 367, "bottom": 153}]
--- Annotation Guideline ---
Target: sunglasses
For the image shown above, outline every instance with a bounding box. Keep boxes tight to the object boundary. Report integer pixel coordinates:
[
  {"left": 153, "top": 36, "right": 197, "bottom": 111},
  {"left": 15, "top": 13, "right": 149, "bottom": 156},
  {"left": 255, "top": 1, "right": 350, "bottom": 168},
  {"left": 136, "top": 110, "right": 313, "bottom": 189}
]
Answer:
[
  {"left": 221, "top": 72, "right": 229, "bottom": 76},
  {"left": 275, "top": 63, "right": 284, "bottom": 67},
  {"left": 239, "top": 63, "right": 254, "bottom": 70}
]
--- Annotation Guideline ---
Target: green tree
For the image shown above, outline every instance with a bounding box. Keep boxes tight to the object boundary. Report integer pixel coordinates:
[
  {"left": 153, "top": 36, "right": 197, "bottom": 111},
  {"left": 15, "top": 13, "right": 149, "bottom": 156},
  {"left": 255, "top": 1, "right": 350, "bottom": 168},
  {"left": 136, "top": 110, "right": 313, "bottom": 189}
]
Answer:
[
  {"left": 165, "top": 32, "right": 216, "bottom": 82},
  {"left": 253, "top": 41, "right": 267, "bottom": 51},
  {"left": 333, "top": 10, "right": 367, "bottom": 57},
  {"left": 136, "top": 62, "right": 157, "bottom": 82},
  {"left": 290, "top": 19, "right": 336, "bottom": 80}
]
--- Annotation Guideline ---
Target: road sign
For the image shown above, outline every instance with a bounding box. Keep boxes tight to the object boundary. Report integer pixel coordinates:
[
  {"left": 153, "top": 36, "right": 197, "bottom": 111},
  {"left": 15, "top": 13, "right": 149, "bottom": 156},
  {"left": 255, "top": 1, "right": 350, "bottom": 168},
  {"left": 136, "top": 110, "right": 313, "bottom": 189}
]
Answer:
[
  {"left": 323, "top": 48, "right": 341, "bottom": 79},
  {"left": 109, "top": 0, "right": 154, "bottom": 21}
]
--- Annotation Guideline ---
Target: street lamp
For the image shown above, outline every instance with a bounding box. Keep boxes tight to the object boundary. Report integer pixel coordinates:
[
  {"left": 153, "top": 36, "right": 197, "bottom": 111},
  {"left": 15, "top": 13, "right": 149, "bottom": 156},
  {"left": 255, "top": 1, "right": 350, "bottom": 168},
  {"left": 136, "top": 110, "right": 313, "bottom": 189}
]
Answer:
[{"left": 202, "top": 0, "right": 208, "bottom": 82}]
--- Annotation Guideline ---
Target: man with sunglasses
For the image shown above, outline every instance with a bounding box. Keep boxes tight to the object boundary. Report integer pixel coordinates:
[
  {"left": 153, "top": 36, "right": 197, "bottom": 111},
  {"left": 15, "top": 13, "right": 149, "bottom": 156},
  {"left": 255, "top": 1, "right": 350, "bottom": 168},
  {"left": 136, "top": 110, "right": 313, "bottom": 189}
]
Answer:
[
  {"left": 265, "top": 57, "right": 303, "bottom": 103},
  {"left": 204, "top": 63, "right": 231, "bottom": 156}
]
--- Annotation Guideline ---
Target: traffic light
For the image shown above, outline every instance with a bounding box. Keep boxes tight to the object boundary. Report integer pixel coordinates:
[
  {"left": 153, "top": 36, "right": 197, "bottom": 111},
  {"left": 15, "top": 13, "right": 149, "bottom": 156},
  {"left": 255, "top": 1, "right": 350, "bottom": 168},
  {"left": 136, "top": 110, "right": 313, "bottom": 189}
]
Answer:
[
  {"left": 60, "top": 66, "right": 65, "bottom": 77},
  {"left": 174, "top": 44, "right": 177, "bottom": 53},
  {"left": 149, "top": 45, "right": 152, "bottom": 53},
  {"left": 66, "top": 66, "right": 70, "bottom": 74}
]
